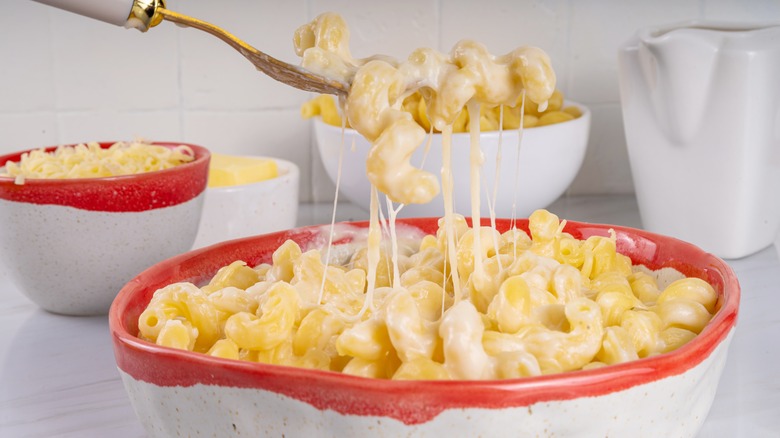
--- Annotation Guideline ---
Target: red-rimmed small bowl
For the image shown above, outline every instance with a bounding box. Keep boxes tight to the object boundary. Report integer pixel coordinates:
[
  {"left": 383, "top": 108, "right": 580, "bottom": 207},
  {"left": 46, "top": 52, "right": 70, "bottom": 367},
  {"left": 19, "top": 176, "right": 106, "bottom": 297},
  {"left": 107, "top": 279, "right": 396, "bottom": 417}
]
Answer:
[
  {"left": 110, "top": 218, "right": 739, "bottom": 437},
  {"left": 0, "top": 141, "right": 210, "bottom": 315}
]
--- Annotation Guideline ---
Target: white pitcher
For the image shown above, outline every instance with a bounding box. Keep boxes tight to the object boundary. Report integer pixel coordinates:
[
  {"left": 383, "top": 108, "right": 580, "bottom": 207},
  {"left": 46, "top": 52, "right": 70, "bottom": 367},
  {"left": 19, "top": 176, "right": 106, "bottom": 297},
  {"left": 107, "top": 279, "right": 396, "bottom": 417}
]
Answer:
[{"left": 618, "top": 22, "right": 780, "bottom": 259}]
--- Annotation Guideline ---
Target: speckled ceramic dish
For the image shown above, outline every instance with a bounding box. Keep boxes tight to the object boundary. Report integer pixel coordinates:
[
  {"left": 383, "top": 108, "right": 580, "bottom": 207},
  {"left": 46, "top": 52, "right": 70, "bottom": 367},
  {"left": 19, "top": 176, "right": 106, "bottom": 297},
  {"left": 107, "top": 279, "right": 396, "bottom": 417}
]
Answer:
[
  {"left": 110, "top": 218, "right": 739, "bottom": 437},
  {"left": 0, "top": 142, "right": 210, "bottom": 315}
]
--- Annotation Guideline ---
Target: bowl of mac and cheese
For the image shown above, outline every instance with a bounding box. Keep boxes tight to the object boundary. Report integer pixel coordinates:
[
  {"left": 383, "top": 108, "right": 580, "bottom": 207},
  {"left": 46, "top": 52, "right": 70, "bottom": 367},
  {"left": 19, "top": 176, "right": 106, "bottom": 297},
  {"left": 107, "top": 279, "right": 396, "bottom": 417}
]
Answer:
[
  {"left": 0, "top": 141, "right": 210, "bottom": 315},
  {"left": 110, "top": 211, "right": 738, "bottom": 437},
  {"left": 308, "top": 92, "right": 590, "bottom": 219}
]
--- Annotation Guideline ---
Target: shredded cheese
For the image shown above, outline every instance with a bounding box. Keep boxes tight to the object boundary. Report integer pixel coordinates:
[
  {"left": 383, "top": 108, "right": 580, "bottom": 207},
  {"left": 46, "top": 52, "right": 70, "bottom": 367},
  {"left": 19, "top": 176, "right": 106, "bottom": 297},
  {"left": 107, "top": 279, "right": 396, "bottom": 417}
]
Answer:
[{"left": 0, "top": 141, "right": 195, "bottom": 185}]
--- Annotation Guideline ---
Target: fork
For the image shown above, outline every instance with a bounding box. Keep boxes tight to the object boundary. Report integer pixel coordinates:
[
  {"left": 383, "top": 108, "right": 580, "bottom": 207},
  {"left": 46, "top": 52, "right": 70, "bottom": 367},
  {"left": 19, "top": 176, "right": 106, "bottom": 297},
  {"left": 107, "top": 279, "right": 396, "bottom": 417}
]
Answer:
[
  {"left": 32, "top": 0, "right": 349, "bottom": 97},
  {"left": 156, "top": 8, "right": 349, "bottom": 97}
]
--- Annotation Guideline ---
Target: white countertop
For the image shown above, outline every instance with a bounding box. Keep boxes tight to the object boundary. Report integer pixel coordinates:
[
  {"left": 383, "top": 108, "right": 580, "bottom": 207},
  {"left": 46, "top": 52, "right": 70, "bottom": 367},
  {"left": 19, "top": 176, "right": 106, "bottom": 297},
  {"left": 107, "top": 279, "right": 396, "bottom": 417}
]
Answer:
[{"left": 1, "top": 195, "right": 778, "bottom": 437}]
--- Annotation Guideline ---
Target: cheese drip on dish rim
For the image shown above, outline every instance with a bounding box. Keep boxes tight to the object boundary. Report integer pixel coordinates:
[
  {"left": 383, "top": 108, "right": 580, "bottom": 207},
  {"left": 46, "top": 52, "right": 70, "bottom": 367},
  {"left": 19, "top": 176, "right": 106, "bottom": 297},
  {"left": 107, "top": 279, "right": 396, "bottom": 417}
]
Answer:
[{"left": 295, "top": 12, "right": 556, "bottom": 313}]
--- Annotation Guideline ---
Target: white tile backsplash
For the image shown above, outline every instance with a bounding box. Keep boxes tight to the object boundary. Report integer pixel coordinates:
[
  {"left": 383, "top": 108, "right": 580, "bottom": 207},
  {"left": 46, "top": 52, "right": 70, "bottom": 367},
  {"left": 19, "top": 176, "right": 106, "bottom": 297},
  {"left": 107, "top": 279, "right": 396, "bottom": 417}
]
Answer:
[
  {"left": 568, "top": 103, "right": 633, "bottom": 195},
  {"left": 182, "top": 109, "right": 312, "bottom": 200},
  {"left": 0, "top": 113, "right": 59, "bottom": 152},
  {"left": 48, "top": 6, "right": 180, "bottom": 111},
  {"left": 57, "top": 111, "right": 182, "bottom": 145},
  {"left": 703, "top": 0, "right": 780, "bottom": 20},
  {"left": 0, "top": 1, "right": 56, "bottom": 113},
  {"left": 4, "top": 0, "right": 780, "bottom": 202},
  {"left": 568, "top": 0, "right": 700, "bottom": 104},
  {"left": 178, "top": 0, "right": 308, "bottom": 110}
]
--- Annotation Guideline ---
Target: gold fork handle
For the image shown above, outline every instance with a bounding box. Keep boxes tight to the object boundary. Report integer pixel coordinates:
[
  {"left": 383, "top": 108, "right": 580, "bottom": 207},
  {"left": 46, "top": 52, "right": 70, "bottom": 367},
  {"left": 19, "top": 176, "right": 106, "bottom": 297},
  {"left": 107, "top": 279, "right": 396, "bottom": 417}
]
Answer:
[{"left": 157, "top": 8, "right": 260, "bottom": 59}]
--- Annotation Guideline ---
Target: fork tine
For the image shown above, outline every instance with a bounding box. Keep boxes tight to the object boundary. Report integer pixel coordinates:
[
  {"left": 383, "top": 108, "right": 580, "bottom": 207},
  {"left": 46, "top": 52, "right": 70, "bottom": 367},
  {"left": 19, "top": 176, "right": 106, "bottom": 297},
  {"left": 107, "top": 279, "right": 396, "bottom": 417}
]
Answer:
[{"left": 246, "top": 50, "right": 348, "bottom": 95}]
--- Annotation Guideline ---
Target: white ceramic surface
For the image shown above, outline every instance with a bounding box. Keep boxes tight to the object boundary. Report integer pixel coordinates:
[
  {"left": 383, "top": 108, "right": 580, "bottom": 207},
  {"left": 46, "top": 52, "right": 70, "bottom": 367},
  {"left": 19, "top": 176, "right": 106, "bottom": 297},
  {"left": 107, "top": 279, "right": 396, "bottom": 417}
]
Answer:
[
  {"left": 0, "top": 196, "right": 203, "bottom": 315},
  {"left": 618, "top": 22, "right": 780, "bottom": 259},
  {"left": 119, "top": 330, "right": 733, "bottom": 437},
  {"left": 314, "top": 103, "right": 590, "bottom": 219},
  {"left": 192, "top": 158, "right": 300, "bottom": 249}
]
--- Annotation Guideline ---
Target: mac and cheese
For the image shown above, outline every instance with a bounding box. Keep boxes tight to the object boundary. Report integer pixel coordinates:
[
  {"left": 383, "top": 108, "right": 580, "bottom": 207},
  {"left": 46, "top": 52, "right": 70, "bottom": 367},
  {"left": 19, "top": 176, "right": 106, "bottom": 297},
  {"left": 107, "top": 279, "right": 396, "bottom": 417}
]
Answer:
[
  {"left": 301, "top": 89, "right": 583, "bottom": 132},
  {"left": 138, "top": 210, "right": 718, "bottom": 380},
  {"left": 295, "top": 12, "right": 555, "bottom": 205},
  {"left": 136, "top": 13, "right": 718, "bottom": 380}
]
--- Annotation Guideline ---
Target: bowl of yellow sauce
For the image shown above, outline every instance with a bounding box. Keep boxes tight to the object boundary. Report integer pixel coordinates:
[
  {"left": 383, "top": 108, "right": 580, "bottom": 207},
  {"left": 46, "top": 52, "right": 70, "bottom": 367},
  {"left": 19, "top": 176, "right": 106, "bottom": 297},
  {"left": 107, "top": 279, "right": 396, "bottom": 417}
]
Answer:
[{"left": 192, "top": 153, "right": 299, "bottom": 249}]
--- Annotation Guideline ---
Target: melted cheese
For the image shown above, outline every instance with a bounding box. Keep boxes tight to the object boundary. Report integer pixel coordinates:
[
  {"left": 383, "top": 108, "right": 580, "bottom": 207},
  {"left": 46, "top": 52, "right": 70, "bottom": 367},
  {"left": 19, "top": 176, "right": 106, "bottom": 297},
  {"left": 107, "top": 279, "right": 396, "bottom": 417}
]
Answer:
[
  {"left": 1, "top": 141, "right": 194, "bottom": 184},
  {"left": 295, "top": 13, "right": 555, "bottom": 206},
  {"left": 296, "top": 12, "right": 555, "bottom": 301},
  {"left": 440, "top": 125, "right": 462, "bottom": 300}
]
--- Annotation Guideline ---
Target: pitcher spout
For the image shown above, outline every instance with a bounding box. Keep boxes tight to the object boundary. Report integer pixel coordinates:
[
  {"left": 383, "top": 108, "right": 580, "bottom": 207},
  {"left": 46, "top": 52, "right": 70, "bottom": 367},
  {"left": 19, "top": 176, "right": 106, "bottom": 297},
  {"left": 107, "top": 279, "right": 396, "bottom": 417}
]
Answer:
[{"left": 636, "top": 22, "right": 725, "bottom": 146}]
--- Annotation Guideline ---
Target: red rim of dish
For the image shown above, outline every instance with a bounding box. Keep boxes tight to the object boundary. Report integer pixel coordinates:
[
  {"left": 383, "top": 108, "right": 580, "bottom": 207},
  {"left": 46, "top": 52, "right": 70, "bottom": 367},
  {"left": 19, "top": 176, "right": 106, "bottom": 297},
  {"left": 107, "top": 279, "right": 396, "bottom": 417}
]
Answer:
[
  {"left": 109, "top": 218, "right": 739, "bottom": 425},
  {"left": 0, "top": 142, "right": 210, "bottom": 212}
]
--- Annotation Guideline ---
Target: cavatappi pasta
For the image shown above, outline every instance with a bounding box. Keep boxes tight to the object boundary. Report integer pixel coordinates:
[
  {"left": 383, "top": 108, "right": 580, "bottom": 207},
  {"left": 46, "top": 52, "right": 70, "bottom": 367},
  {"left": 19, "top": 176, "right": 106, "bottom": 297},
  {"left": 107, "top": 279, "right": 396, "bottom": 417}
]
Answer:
[
  {"left": 0, "top": 141, "right": 195, "bottom": 185},
  {"left": 138, "top": 209, "right": 717, "bottom": 380},
  {"left": 137, "top": 12, "right": 718, "bottom": 380},
  {"left": 295, "top": 12, "right": 556, "bottom": 206},
  {"left": 301, "top": 90, "right": 583, "bottom": 132}
]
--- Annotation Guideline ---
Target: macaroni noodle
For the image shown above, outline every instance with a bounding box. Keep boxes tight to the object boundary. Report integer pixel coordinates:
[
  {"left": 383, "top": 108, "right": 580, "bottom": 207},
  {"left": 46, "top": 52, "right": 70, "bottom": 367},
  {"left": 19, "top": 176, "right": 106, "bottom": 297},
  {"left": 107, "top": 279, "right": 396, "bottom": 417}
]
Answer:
[
  {"left": 295, "top": 12, "right": 555, "bottom": 205},
  {"left": 301, "top": 89, "right": 583, "bottom": 132}
]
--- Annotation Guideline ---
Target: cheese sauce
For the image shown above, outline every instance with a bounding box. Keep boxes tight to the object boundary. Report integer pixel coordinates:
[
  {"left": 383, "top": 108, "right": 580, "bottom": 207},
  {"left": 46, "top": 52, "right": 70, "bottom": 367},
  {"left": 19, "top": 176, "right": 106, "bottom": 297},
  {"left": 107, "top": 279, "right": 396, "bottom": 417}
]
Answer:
[{"left": 295, "top": 12, "right": 556, "bottom": 309}]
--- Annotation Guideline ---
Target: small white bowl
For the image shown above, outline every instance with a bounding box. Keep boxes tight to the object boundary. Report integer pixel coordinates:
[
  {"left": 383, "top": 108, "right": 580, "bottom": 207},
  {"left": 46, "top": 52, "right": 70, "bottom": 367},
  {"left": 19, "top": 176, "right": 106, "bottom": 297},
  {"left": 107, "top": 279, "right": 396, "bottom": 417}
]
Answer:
[
  {"left": 315, "top": 102, "right": 590, "bottom": 218},
  {"left": 0, "top": 141, "right": 210, "bottom": 315},
  {"left": 192, "top": 158, "right": 299, "bottom": 249}
]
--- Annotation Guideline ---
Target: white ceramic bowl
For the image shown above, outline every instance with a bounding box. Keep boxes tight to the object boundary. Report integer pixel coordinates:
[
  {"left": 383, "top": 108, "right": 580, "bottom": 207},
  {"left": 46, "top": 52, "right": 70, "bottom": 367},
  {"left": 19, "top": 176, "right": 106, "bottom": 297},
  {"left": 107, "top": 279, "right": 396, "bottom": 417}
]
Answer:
[
  {"left": 315, "top": 102, "right": 590, "bottom": 218},
  {"left": 110, "top": 217, "right": 738, "bottom": 437},
  {"left": 192, "top": 158, "right": 300, "bottom": 249},
  {"left": 0, "top": 142, "right": 210, "bottom": 315}
]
